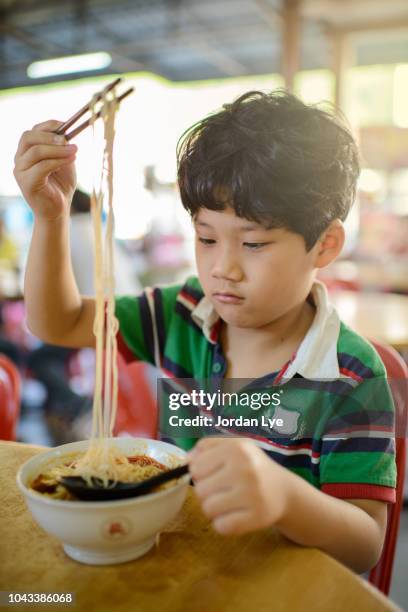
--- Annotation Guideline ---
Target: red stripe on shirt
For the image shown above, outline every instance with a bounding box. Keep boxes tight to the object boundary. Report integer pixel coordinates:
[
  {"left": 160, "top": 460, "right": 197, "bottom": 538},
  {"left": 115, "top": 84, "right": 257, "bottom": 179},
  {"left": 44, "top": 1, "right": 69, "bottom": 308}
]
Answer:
[
  {"left": 161, "top": 367, "right": 177, "bottom": 379},
  {"left": 340, "top": 367, "right": 364, "bottom": 382},
  {"left": 179, "top": 290, "right": 200, "bottom": 307},
  {"left": 322, "top": 482, "right": 396, "bottom": 503},
  {"left": 325, "top": 425, "right": 395, "bottom": 435},
  {"left": 210, "top": 319, "right": 222, "bottom": 343},
  {"left": 275, "top": 351, "right": 297, "bottom": 385}
]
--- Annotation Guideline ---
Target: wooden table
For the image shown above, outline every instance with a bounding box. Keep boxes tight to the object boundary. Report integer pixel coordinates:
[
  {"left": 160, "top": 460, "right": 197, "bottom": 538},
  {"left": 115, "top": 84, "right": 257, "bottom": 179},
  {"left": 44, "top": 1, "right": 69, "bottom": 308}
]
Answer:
[
  {"left": 331, "top": 291, "right": 408, "bottom": 351},
  {"left": 0, "top": 441, "right": 400, "bottom": 612}
]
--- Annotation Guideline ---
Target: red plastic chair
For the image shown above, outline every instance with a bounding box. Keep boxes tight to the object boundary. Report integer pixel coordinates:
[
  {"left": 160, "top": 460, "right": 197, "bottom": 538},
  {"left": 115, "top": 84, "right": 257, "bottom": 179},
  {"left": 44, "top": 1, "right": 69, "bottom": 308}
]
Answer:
[
  {"left": 0, "top": 353, "right": 21, "bottom": 441},
  {"left": 114, "top": 354, "right": 158, "bottom": 439},
  {"left": 368, "top": 340, "right": 408, "bottom": 595}
]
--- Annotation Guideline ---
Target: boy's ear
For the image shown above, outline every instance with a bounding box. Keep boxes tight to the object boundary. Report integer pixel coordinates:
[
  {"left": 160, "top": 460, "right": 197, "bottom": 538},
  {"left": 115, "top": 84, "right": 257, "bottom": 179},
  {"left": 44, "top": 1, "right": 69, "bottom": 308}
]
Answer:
[{"left": 313, "top": 220, "right": 345, "bottom": 269}]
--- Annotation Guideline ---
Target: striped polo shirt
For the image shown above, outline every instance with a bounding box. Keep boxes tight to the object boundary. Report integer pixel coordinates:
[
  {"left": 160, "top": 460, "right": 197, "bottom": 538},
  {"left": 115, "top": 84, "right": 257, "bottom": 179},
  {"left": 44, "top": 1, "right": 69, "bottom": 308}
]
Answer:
[{"left": 115, "top": 276, "right": 396, "bottom": 503}]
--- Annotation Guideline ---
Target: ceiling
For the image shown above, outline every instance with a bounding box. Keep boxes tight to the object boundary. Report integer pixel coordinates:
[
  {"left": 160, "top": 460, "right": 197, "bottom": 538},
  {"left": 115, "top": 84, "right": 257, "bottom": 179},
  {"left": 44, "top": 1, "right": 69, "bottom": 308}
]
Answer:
[{"left": 0, "top": 0, "right": 408, "bottom": 90}]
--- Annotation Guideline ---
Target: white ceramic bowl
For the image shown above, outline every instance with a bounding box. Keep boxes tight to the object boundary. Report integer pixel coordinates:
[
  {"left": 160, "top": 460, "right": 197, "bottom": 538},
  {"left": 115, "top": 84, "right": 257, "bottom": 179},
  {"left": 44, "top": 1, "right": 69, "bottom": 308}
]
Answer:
[{"left": 17, "top": 437, "right": 190, "bottom": 566}]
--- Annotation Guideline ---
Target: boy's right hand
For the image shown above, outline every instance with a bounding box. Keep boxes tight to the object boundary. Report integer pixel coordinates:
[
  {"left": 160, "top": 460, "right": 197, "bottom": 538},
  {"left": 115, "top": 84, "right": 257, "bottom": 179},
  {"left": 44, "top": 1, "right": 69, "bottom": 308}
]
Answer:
[{"left": 13, "top": 120, "right": 78, "bottom": 221}]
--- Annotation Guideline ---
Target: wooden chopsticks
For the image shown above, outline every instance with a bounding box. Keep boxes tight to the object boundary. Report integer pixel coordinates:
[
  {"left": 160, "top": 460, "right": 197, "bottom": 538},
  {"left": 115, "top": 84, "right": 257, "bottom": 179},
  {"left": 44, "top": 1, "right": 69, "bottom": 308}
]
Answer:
[{"left": 54, "top": 77, "right": 134, "bottom": 141}]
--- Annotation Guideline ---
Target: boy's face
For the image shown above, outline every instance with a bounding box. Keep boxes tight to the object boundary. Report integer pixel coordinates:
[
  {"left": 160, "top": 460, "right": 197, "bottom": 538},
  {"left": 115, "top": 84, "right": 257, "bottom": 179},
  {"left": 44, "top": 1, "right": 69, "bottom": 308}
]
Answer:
[{"left": 194, "top": 206, "right": 319, "bottom": 329}]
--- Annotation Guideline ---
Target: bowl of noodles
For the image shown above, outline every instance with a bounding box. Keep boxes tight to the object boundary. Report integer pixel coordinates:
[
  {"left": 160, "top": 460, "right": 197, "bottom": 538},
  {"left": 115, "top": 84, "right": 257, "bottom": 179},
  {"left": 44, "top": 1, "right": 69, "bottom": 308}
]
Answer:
[{"left": 17, "top": 437, "right": 190, "bottom": 566}]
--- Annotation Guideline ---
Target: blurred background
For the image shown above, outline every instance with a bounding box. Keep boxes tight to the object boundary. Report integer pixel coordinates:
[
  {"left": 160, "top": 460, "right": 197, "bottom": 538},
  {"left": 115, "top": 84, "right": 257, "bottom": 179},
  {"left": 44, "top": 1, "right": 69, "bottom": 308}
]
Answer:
[{"left": 0, "top": 0, "right": 407, "bottom": 603}]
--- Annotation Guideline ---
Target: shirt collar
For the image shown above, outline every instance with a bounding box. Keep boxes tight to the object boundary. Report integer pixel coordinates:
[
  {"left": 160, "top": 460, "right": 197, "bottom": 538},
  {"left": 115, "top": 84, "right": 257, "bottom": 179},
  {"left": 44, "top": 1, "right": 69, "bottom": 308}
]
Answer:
[
  {"left": 191, "top": 280, "right": 341, "bottom": 380},
  {"left": 191, "top": 294, "right": 220, "bottom": 343}
]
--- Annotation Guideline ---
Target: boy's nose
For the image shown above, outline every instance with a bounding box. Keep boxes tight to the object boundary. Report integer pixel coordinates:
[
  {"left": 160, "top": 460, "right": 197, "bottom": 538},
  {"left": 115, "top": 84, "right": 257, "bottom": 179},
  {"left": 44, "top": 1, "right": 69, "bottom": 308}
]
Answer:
[{"left": 211, "top": 251, "right": 243, "bottom": 282}]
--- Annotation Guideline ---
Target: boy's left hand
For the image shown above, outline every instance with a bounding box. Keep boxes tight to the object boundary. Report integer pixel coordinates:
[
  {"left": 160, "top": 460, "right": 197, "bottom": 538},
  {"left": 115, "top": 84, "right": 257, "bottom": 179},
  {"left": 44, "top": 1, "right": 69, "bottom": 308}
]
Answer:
[{"left": 187, "top": 437, "right": 292, "bottom": 535}]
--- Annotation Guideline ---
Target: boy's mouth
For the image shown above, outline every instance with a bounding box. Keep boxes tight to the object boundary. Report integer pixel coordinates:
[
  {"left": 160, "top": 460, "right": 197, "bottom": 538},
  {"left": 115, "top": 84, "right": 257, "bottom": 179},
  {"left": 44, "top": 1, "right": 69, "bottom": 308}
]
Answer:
[{"left": 213, "top": 292, "right": 244, "bottom": 304}]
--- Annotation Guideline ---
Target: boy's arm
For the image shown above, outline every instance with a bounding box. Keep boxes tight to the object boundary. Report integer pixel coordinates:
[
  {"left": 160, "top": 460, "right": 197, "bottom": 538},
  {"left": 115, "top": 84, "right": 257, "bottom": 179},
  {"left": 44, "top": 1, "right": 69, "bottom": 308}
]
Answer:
[
  {"left": 25, "top": 215, "right": 95, "bottom": 348},
  {"left": 274, "top": 473, "right": 387, "bottom": 574},
  {"left": 14, "top": 119, "right": 95, "bottom": 348},
  {"left": 188, "top": 438, "right": 388, "bottom": 574}
]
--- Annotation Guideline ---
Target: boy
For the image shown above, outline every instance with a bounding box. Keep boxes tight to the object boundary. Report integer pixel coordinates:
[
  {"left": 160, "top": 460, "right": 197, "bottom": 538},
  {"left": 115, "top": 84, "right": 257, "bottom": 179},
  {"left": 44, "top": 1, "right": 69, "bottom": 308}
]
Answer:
[{"left": 14, "top": 90, "right": 396, "bottom": 574}]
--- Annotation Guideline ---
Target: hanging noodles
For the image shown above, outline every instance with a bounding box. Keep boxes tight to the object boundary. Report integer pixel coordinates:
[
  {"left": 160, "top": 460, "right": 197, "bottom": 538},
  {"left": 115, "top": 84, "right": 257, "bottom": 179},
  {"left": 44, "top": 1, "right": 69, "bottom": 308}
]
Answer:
[
  {"left": 27, "top": 85, "right": 179, "bottom": 499},
  {"left": 50, "top": 88, "right": 137, "bottom": 486},
  {"left": 76, "top": 88, "right": 123, "bottom": 484}
]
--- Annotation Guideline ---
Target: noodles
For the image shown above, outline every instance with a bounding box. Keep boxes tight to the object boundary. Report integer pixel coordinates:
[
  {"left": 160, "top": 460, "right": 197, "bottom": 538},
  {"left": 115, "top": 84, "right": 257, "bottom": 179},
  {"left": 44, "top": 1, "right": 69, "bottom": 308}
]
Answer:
[
  {"left": 66, "top": 86, "right": 131, "bottom": 486},
  {"left": 31, "top": 454, "right": 168, "bottom": 500},
  {"left": 29, "top": 85, "right": 182, "bottom": 499}
]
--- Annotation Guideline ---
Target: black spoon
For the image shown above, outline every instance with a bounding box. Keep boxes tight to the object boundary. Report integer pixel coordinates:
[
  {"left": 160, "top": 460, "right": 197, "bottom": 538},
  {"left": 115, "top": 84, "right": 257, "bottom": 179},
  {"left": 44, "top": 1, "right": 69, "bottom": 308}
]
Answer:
[{"left": 59, "top": 464, "right": 190, "bottom": 501}]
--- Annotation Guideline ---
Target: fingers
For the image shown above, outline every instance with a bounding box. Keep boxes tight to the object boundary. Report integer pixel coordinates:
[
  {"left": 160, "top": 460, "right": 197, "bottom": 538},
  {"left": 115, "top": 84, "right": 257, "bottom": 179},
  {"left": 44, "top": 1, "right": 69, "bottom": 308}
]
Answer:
[
  {"left": 13, "top": 121, "right": 77, "bottom": 214},
  {"left": 194, "top": 469, "right": 231, "bottom": 500},
  {"left": 26, "top": 157, "right": 77, "bottom": 180},
  {"left": 15, "top": 119, "right": 67, "bottom": 161},
  {"left": 194, "top": 437, "right": 226, "bottom": 451},
  {"left": 13, "top": 156, "right": 76, "bottom": 196},
  {"left": 213, "top": 510, "right": 252, "bottom": 535},
  {"left": 188, "top": 446, "right": 226, "bottom": 480},
  {"left": 15, "top": 129, "right": 67, "bottom": 160},
  {"left": 193, "top": 464, "right": 249, "bottom": 533},
  {"left": 15, "top": 143, "right": 77, "bottom": 173},
  {"left": 32, "top": 119, "right": 65, "bottom": 131},
  {"left": 193, "top": 436, "right": 251, "bottom": 453},
  {"left": 14, "top": 122, "right": 76, "bottom": 176},
  {"left": 200, "top": 488, "right": 245, "bottom": 521}
]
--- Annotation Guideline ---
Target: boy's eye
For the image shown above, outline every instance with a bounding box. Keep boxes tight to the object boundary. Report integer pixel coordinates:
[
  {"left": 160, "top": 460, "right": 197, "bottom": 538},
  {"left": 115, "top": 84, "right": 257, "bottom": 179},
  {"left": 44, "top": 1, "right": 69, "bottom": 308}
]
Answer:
[
  {"left": 197, "top": 238, "right": 269, "bottom": 249},
  {"left": 243, "top": 242, "right": 269, "bottom": 250},
  {"left": 198, "top": 237, "right": 216, "bottom": 245}
]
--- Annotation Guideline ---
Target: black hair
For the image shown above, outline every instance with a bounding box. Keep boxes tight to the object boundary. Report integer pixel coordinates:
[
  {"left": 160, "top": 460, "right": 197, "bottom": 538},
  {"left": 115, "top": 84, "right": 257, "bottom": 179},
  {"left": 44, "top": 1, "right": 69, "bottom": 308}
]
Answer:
[
  {"left": 71, "top": 189, "right": 91, "bottom": 214},
  {"left": 176, "top": 90, "right": 360, "bottom": 250}
]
